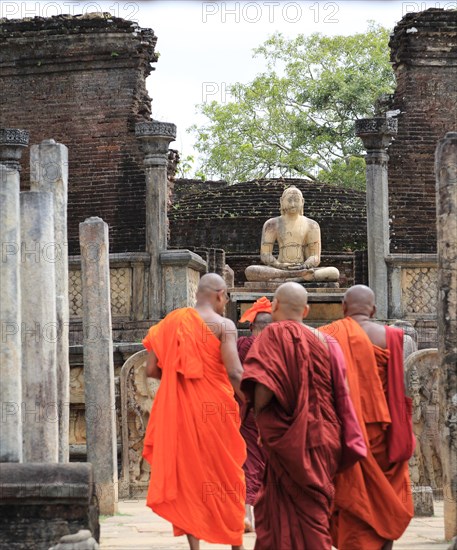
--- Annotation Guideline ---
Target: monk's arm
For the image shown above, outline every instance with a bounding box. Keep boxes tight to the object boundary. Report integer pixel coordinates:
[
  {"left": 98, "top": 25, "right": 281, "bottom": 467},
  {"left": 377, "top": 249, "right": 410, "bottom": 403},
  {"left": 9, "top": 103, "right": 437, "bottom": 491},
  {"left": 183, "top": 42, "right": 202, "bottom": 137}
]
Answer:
[
  {"left": 146, "top": 350, "right": 162, "bottom": 379},
  {"left": 220, "top": 319, "right": 245, "bottom": 401},
  {"left": 254, "top": 383, "right": 274, "bottom": 416},
  {"left": 303, "top": 221, "right": 321, "bottom": 268}
]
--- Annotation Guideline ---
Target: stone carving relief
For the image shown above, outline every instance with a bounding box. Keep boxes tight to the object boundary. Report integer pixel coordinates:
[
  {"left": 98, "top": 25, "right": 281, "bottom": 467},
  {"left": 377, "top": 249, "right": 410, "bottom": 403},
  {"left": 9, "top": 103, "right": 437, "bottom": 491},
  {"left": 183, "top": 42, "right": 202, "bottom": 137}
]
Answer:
[
  {"left": 69, "top": 267, "right": 132, "bottom": 318},
  {"left": 187, "top": 267, "right": 200, "bottom": 307},
  {"left": 405, "top": 349, "right": 442, "bottom": 489},
  {"left": 402, "top": 267, "right": 438, "bottom": 315},
  {"left": 120, "top": 350, "right": 160, "bottom": 498},
  {"left": 110, "top": 267, "right": 132, "bottom": 316},
  {"left": 0, "top": 127, "right": 30, "bottom": 145},
  {"left": 69, "top": 269, "right": 83, "bottom": 317}
]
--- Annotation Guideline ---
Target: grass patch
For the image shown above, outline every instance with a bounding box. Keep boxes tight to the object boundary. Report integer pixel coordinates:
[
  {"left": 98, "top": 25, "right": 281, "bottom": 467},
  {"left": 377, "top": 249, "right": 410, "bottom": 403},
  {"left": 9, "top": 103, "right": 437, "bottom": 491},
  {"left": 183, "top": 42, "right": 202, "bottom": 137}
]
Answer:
[{"left": 99, "top": 512, "right": 133, "bottom": 522}]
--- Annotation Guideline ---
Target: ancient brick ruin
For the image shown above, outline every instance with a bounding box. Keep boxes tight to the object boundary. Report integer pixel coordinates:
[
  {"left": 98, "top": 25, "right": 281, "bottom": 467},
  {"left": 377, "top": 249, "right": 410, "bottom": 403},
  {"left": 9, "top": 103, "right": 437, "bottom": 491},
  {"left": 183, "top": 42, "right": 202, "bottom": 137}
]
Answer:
[
  {"left": 0, "top": 14, "right": 157, "bottom": 254},
  {"left": 388, "top": 8, "right": 457, "bottom": 254}
]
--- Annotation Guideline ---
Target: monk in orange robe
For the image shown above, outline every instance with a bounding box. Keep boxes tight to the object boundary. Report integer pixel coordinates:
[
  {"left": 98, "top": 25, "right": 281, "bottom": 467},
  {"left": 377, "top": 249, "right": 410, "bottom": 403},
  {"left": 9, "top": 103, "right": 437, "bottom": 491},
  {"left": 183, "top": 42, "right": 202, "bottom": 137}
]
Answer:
[
  {"left": 241, "top": 283, "right": 344, "bottom": 549},
  {"left": 320, "top": 285, "right": 415, "bottom": 550},
  {"left": 142, "top": 273, "right": 247, "bottom": 550},
  {"left": 237, "top": 297, "right": 272, "bottom": 532}
]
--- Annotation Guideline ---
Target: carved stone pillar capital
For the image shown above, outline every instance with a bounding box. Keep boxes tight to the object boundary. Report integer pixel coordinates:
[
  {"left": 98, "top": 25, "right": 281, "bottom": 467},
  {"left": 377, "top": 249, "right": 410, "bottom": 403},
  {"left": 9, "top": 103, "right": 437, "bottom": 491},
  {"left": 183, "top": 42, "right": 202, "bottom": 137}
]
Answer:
[
  {"left": 0, "top": 128, "right": 29, "bottom": 171},
  {"left": 135, "top": 121, "right": 177, "bottom": 166},
  {"left": 355, "top": 117, "right": 398, "bottom": 162}
]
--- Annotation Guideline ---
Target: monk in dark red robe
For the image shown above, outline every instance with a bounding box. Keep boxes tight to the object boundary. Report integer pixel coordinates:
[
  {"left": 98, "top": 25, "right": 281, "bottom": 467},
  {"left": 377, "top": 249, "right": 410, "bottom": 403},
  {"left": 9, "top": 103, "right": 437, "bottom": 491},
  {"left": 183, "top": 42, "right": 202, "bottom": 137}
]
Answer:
[
  {"left": 241, "top": 282, "right": 344, "bottom": 550},
  {"left": 320, "top": 285, "right": 414, "bottom": 550},
  {"left": 237, "top": 297, "right": 272, "bottom": 532},
  {"left": 143, "top": 274, "right": 247, "bottom": 550}
]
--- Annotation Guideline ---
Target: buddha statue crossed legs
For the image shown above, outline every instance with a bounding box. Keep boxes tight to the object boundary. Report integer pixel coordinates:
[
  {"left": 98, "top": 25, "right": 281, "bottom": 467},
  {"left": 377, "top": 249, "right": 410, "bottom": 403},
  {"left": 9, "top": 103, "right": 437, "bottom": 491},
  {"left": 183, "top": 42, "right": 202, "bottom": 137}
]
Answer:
[{"left": 245, "top": 186, "right": 339, "bottom": 283}]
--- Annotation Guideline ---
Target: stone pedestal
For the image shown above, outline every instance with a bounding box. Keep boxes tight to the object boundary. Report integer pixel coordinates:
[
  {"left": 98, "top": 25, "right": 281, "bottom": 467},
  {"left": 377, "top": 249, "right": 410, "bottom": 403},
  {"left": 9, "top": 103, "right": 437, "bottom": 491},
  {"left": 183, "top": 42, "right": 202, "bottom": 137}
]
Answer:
[
  {"left": 79, "top": 217, "right": 118, "bottom": 515},
  {"left": 227, "top": 289, "right": 345, "bottom": 328},
  {"left": 30, "top": 138, "right": 70, "bottom": 463},
  {"left": 0, "top": 463, "right": 99, "bottom": 550},
  {"left": 20, "top": 191, "right": 59, "bottom": 463},
  {"left": 356, "top": 117, "right": 397, "bottom": 319},
  {"left": 412, "top": 486, "right": 434, "bottom": 517},
  {"left": 160, "top": 249, "right": 207, "bottom": 313},
  {"left": 135, "top": 121, "right": 177, "bottom": 319},
  {"left": 243, "top": 281, "right": 340, "bottom": 290},
  {"left": 435, "top": 131, "right": 457, "bottom": 541}
]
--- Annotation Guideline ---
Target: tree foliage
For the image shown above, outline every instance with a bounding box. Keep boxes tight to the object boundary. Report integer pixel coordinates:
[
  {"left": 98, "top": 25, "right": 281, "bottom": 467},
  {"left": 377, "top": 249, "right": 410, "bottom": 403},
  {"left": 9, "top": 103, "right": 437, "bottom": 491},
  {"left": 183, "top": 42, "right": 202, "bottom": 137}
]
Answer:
[{"left": 189, "top": 24, "right": 395, "bottom": 189}]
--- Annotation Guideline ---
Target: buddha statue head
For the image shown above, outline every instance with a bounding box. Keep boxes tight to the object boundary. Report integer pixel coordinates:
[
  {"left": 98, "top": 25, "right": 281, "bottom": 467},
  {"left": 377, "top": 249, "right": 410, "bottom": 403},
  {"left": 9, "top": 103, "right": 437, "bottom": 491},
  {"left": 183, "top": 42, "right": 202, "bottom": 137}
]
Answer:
[{"left": 280, "top": 186, "right": 304, "bottom": 216}]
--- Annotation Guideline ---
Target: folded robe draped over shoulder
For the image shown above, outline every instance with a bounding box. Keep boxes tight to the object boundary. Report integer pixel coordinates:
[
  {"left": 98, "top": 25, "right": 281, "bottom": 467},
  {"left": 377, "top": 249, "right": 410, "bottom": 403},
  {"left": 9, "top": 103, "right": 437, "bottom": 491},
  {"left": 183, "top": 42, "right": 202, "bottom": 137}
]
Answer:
[
  {"left": 241, "top": 321, "right": 342, "bottom": 550},
  {"left": 319, "top": 317, "right": 414, "bottom": 550},
  {"left": 142, "top": 307, "right": 246, "bottom": 546}
]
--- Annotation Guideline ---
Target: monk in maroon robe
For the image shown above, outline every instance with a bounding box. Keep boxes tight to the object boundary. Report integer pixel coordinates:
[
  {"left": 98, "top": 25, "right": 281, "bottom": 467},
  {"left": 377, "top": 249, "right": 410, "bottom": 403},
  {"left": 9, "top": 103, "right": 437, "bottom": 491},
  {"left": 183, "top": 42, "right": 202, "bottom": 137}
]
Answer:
[
  {"left": 241, "top": 283, "right": 343, "bottom": 550},
  {"left": 237, "top": 297, "right": 272, "bottom": 532}
]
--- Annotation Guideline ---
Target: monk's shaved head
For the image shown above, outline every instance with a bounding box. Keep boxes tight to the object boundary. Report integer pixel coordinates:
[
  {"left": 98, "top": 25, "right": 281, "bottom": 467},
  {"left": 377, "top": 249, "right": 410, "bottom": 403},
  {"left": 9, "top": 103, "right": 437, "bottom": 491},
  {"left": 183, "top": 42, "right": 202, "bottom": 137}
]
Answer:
[
  {"left": 343, "top": 285, "right": 376, "bottom": 317},
  {"left": 198, "top": 273, "right": 226, "bottom": 292},
  {"left": 196, "top": 273, "right": 228, "bottom": 315},
  {"left": 273, "top": 282, "right": 309, "bottom": 321}
]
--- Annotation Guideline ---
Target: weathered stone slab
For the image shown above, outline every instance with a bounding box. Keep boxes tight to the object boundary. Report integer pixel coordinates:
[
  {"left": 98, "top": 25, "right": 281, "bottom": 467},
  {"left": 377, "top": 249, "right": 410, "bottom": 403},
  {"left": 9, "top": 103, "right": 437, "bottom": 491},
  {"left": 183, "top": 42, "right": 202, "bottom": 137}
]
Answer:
[
  {"left": 0, "top": 463, "right": 99, "bottom": 550},
  {"left": 436, "top": 131, "right": 457, "bottom": 541},
  {"left": 160, "top": 249, "right": 206, "bottom": 314},
  {"left": 30, "top": 138, "right": 70, "bottom": 464},
  {"left": 119, "top": 349, "right": 160, "bottom": 499},
  {"left": 412, "top": 486, "right": 434, "bottom": 517},
  {"left": 0, "top": 164, "right": 22, "bottom": 462},
  {"left": 79, "top": 217, "right": 118, "bottom": 515},
  {"left": 20, "top": 191, "right": 58, "bottom": 463},
  {"left": 405, "top": 349, "right": 442, "bottom": 490},
  {"left": 49, "top": 529, "right": 99, "bottom": 550}
]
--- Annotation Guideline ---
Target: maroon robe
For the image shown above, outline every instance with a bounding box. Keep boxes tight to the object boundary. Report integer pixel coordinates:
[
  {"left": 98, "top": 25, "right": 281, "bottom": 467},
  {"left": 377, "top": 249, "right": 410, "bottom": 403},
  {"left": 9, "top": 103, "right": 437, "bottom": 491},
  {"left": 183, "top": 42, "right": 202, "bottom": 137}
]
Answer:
[
  {"left": 236, "top": 335, "right": 266, "bottom": 506},
  {"left": 241, "top": 321, "right": 342, "bottom": 550}
]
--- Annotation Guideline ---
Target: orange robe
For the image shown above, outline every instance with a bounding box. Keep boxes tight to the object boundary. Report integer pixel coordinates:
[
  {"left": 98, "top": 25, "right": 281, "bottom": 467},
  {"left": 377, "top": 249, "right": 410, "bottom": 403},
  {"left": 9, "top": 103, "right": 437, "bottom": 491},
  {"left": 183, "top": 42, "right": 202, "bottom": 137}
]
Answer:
[
  {"left": 320, "top": 317, "right": 413, "bottom": 550},
  {"left": 142, "top": 307, "right": 246, "bottom": 545}
]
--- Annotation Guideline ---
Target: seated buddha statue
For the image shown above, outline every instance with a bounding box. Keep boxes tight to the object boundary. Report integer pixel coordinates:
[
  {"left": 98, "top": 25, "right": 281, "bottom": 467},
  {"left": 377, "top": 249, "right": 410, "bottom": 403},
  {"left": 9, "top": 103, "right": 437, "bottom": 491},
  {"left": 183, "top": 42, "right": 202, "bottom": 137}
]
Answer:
[{"left": 245, "top": 186, "right": 340, "bottom": 283}]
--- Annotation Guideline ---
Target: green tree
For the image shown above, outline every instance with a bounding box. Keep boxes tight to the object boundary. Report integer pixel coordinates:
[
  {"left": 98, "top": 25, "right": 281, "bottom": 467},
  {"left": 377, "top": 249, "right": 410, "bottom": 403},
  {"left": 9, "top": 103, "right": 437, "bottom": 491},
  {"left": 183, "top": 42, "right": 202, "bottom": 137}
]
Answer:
[{"left": 189, "top": 23, "right": 395, "bottom": 189}]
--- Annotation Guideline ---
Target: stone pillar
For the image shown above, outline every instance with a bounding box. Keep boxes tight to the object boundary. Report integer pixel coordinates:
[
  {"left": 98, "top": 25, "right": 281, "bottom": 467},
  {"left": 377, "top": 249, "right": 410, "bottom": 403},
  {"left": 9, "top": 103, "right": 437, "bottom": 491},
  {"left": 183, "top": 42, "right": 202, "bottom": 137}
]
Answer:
[
  {"left": 435, "top": 131, "right": 457, "bottom": 542},
  {"left": 21, "top": 191, "right": 59, "bottom": 462},
  {"left": 30, "top": 139, "right": 70, "bottom": 463},
  {"left": 0, "top": 128, "right": 29, "bottom": 462},
  {"left": 135, "top": 121, "right": 177, "bottom": 319},
  {"left": 355, "top": 117, "right": 397, "bottom": 319},
  {"left": 79, "top": 217, "right": 118, "bottom": 515},
  {"left": 160, "top": 249, "right": 207, "bottom": 313}
]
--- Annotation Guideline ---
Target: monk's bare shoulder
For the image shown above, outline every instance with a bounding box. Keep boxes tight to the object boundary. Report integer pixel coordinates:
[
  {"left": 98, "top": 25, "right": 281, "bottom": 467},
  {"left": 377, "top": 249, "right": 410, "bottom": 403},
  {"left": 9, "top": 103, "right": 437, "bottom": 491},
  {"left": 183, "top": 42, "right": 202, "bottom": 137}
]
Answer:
[
  {"left": 195, "top": 306, "right": 235, "bottom": 341},
  {"left": 362, "top": 321, "right": 387, "bottom": 349}
]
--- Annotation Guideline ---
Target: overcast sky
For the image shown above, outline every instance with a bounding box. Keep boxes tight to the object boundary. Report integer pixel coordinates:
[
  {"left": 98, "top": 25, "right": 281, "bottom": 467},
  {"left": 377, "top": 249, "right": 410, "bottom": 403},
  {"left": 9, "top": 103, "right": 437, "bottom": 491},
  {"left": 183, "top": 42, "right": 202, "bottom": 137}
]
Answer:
[{"left": 3, "top": 0, "right": 456, "bottom": 165}]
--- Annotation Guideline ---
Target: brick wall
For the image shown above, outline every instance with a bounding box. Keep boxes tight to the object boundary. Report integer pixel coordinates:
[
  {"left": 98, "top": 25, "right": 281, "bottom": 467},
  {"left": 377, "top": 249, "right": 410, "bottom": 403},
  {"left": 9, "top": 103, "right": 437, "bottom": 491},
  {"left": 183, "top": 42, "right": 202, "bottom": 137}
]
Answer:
[
  {"left": 0, "top": 14, "right": 158, "bottom": 254},
  {"left": 388, "top": 9, "right": 457, "bottom": 254}
]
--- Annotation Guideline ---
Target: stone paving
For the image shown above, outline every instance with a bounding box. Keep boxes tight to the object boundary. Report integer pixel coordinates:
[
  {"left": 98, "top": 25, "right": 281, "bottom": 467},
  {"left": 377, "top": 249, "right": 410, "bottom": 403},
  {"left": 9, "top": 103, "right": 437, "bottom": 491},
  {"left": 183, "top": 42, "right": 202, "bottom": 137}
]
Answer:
[{"left": 100, "top": 499, "right": 450, "bottom": 549}]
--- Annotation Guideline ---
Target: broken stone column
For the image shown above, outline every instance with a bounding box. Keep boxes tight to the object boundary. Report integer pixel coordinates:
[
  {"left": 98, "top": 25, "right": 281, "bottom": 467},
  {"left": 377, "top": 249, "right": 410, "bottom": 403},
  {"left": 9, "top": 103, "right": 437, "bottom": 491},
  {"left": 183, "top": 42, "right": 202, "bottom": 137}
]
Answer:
[
  {"left": 21, "top": 191, "right": 58, "bottom": 462},
  {"left": 30, "top": 138, "right": 70, "bottom": 463},
  {"left": 0, "top": 128, "right": 28, "bottom": 462},
  {"left": 135, "top": 121, "right": 177, "bottom": 319},
  {"left": 435, "top": 131, "right": 457, "bottom": 542},
  {"left": 79, "top": 217, "right": 118, "bottom": 515},
  {"left": 355, "top": 117, "right": 397, "bottom": 319}
]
